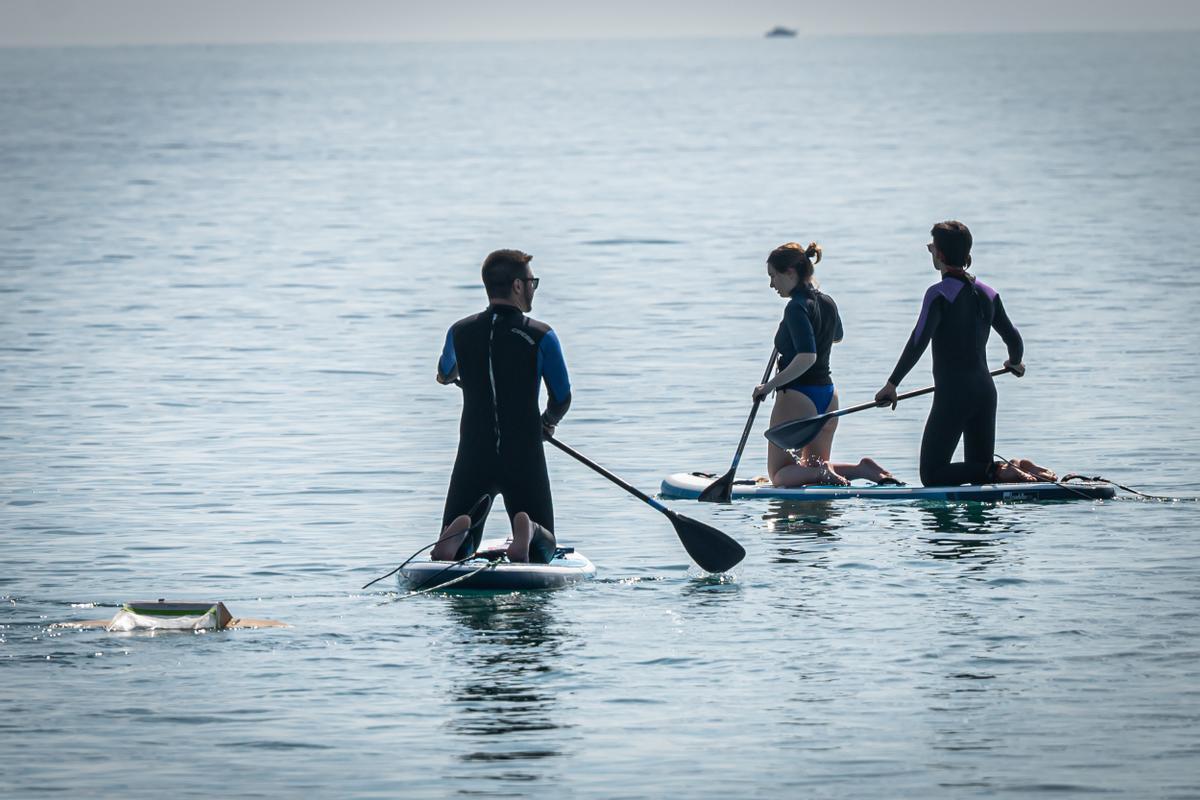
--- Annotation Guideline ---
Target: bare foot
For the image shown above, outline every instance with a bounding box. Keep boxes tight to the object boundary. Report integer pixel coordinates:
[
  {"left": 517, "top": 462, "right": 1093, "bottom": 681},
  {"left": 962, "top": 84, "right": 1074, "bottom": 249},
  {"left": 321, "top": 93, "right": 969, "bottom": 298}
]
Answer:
[
  {"left": 819, "top": 465, "right": 852, "bottom": 486},
  {"left": 432, "top": 514, "right": 471, "bottom": 561},
  {"left": 801, "top": 453, "right": 849, "bottom": 484},
  {"left": 506, "top": 512, "right": 532, "bottom": 563},
  {"left": 994, "top": 461, "right": 1039, "bottom": 483},
  {"left": 856, "top": 457, "right": 900, "bottom": 484},
  {"left": 1017, "top": 459, "right": 1057, "bottom": 482},
  {"left": 771, "top": 462, "right": 850, "bottom": 487}
]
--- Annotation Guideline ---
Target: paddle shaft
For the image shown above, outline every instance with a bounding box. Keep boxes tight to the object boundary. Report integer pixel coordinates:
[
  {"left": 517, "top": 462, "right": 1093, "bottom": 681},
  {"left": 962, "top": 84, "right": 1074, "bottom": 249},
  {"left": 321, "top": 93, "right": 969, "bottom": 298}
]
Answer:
[
  {"left": 547, "top": 435, "right": 670, "bottom": 514},
  {"left": 727, "top": 347, "right": 778, "bottom": 472},
  {"left": 814, "top": 366, "right": 1012, "bottom": 426},
  {"left": 460, "top": 381, "right": 672, "bottom": 514}
]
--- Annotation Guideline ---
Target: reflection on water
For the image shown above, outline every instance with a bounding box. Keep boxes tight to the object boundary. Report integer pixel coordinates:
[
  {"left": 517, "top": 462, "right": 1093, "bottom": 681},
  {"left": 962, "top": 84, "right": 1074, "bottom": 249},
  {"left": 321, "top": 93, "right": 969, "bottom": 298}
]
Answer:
[
  {"left": 441, "top": 594, "right": 572, "bottom": 782},
  {"left": 3, "top": 35, "right": 1198, "bottom": 799},
  {"left": 914, "top": 502, "right": 1029, "bottom": 568},
  {"left": 762, "top": 501, "right": 844, "bottom": 566}
]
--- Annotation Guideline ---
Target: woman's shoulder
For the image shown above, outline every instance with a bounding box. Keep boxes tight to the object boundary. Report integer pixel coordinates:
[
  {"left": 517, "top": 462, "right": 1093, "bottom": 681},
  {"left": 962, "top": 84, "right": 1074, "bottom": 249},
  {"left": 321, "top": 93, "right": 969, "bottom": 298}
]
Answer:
[
  {"left": 782, "top": 294, "right": 815, "bottom": 325},
  {"left": 813, "top": 288, "right": 839, "bottom": 310},
  {"left": 972, "top": 278, "right": 999, "bottom": 300}
]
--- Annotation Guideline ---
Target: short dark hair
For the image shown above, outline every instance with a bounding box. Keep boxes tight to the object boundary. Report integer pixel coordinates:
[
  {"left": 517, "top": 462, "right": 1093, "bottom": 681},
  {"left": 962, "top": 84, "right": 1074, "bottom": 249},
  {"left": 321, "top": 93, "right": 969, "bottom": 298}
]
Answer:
[
  {"left": 931, "top": 221, "right": 972, "bottom": 268},
  {"left": 481, "top": 249, "right": 532, "bottom": 298}
]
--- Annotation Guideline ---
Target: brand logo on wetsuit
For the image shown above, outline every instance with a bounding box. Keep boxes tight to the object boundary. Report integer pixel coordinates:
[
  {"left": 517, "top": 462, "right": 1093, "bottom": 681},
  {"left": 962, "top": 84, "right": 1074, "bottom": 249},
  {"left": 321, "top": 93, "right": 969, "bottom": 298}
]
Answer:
[{"left": 511, "top": 329, "right": 535, "bottom": 345}]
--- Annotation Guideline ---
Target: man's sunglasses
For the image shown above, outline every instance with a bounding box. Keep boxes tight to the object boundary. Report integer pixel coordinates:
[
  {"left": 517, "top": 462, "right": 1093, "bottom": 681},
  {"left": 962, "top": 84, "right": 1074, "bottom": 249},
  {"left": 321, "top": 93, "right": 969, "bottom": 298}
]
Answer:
[{"left": 519, "top": 277, "right": 540, "bottom": 289}]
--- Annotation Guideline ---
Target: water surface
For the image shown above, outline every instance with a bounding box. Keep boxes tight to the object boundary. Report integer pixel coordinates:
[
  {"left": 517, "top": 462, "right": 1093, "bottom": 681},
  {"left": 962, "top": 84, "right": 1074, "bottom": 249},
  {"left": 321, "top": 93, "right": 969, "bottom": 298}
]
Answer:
[{"left": 2, "top": 34, "right": 1199, "bottom": 798}]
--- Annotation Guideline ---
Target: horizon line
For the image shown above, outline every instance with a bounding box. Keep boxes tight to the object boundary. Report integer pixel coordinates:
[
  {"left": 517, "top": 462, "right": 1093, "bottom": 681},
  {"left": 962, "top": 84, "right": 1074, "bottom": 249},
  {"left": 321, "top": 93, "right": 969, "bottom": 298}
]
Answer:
[{"left": 2, "top": 27, "right": 1198, "bottom": 51}]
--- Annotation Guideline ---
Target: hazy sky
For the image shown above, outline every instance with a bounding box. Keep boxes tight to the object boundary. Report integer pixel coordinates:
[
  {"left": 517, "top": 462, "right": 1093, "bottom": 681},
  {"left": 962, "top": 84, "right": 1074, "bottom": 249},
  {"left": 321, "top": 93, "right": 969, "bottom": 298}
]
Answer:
[{"left": 2, "top": 0, "right": 1198, "bottom": 46}]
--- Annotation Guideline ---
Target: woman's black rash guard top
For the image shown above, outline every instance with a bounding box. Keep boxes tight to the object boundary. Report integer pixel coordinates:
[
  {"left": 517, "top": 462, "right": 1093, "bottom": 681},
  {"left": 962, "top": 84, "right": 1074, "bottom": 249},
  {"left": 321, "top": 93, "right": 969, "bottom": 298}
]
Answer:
[
  {"left": 437, "top": 303, "right": 571, "bottom": 458},
  {"left": 887, "top": 273, "right": 1023, "bottom": 388},
  {"left": 774, "top": 285, "right": 844, "bottom": 389}
]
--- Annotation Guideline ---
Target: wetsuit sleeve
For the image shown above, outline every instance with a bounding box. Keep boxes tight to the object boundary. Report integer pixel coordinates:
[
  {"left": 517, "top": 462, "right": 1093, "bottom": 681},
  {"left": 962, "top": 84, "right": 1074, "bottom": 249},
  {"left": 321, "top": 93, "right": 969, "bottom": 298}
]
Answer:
[
  {"left": 436, "top": 327, "right": 458, "bottom": 382},
  {"left": 888, "top": 288, "right": 944, "bottom": 387},
  {"left": 833, "top": 310, "right": 844, "bottom": 344},
  {"left": 991, "top": 294, "right": 1024, "bottom": 364},
  {"left": 784, "top": 300, "right": 817, "bottom": 356},
  {"left": 538, "top": 329, "right": 572, "bottom": 426}
]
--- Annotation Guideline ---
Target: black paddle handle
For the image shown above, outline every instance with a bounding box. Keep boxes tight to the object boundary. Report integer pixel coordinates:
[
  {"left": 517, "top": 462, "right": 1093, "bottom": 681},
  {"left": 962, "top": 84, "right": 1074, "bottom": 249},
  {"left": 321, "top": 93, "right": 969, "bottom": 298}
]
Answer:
[
  {"left": 546, "top": 435, "right": 667, "bottom": 512},
  {"left": 729, "top": 347, "right": 779, "bottom": 470},
  {"left": 835, "top": 366, "right": 1013, "bottom": 420}
]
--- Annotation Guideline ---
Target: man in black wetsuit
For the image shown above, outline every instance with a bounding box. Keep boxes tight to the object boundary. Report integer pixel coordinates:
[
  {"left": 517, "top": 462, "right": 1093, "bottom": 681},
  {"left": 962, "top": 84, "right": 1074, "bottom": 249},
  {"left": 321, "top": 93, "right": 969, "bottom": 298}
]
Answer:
[
  {"left": 875, "top": 221, "right": 1054, "bottom": 486},
  {"left": 431, "top": 249, "right": 572, "bottom": 563}
]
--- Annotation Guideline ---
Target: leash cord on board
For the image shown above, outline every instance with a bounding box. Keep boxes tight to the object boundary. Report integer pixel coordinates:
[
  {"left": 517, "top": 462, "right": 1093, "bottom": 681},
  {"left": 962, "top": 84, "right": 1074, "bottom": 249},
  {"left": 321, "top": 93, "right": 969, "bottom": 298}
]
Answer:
[
  {"left": 991, "top": 454, "right": 1102, "bottom": 501},
  {"left": 361, "top": 495, "right": 495, "bottom": 590},
  {"left": 994, "top": 454, "right": 1197, "bottom": 502},
  {"left": 361, "top": 537, "right": 444, "bottom": 590},
  {"left": 1059, "top": 473, "right": 1198, "bottom": 502},
  {"left": 401, "top": 558, "right": 501, "bottom": 599}
]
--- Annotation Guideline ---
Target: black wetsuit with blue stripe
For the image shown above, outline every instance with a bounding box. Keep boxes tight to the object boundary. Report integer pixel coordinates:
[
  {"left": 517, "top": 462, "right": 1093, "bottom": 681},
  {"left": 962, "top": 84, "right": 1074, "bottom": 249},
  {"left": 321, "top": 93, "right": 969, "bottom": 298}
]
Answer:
[
  {"left": 888, "top": 272, "right": 1023, "bottom": 486},
  {"left": 437, "top": 303, "right": 571, "bottom": 537}
]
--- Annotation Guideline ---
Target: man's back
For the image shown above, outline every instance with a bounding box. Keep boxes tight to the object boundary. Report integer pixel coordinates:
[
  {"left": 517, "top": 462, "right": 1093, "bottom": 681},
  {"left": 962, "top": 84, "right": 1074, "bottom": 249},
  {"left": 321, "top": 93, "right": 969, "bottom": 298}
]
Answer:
[
  {"left": 440, "top": 304, "right": 570, "bottom": 460},
  {"left": 436, "top": 248, "right": 571, "bottom": 540}
]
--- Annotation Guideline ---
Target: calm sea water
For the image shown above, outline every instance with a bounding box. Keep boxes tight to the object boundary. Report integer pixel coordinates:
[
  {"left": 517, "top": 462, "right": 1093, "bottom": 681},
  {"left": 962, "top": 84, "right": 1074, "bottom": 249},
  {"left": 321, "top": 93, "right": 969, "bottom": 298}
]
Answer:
[{"left": 2, "top": 34, "right": 1199, "bottom": 798}]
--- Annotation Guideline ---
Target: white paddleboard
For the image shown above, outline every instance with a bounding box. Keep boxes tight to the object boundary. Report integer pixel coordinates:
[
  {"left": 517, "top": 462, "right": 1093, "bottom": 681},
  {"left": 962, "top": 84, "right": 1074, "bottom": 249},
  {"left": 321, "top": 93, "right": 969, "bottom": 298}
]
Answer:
[
  {"left": 398, "top": 538, "right": 596, "bottom": 591},
  {"left": 660, "top": 472, "right": 1116, "bottom": 502}
]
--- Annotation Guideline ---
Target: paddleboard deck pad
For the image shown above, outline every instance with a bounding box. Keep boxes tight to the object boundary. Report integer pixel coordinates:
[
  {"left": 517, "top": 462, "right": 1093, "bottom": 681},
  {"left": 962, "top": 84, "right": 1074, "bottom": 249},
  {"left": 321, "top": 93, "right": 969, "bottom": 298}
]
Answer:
[
  {"left": 399, "top": 538, "right": 596, "bottom": 591},
  {"left": 660, "top": 472, "right": 1116, "bottom": 502}
]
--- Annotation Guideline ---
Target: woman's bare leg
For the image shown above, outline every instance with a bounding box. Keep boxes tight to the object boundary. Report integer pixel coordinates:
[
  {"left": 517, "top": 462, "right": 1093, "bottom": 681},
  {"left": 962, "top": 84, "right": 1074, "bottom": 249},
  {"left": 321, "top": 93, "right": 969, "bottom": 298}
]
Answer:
[
  {"left": 797, "top": 390, "right": 897, "bottom": 483},
  {"left": 431, "top": 514, "right": 471, "bottom": 561},
  {"left": 773, "top": 453, "right": 850, "bottom": 487},
  {"left": 769, "top": 389, "right": 847, "bottom": 486}
]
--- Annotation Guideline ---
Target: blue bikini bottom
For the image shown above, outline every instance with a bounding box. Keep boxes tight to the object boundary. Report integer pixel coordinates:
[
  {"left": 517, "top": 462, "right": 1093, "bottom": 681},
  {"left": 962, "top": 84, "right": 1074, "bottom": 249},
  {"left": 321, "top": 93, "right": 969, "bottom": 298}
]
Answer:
[{"left": 780, "top": 383, "right": 835, "bottom": 415}]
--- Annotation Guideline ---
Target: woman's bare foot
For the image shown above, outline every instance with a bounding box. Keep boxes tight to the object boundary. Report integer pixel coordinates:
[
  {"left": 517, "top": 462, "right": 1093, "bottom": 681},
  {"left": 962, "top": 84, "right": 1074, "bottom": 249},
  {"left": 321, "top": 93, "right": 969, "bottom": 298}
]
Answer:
[
  {"left": 771, "top": 460, "right": 850, "bottom": 487},
  {"left": 431, "top": 514, "right": 471, "bottom": 561},
  {"left": 993, "top": 461, "right": 1039, "bottom": 483},
  {"left": 856, "top": 457, "right": 901, "bottom": 484},
  {"left": 1017, "top": 459, "right": 1057, "bottom": 482},
  {"left": 819, "top": 464, "right": 852, "bottom": 486}
]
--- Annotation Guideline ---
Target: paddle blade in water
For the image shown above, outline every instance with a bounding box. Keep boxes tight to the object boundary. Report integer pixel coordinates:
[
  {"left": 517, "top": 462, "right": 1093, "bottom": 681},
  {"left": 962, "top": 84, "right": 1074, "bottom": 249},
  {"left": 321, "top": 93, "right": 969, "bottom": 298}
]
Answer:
[
  {"left": 669, "top": 512, "right": 746, "bottom": 572},
  {"left": 697, "top": 470, "right": 735, "bottom": 503},
  {"left": 763, "top": 416, "right": 825, "bottom": 451}
]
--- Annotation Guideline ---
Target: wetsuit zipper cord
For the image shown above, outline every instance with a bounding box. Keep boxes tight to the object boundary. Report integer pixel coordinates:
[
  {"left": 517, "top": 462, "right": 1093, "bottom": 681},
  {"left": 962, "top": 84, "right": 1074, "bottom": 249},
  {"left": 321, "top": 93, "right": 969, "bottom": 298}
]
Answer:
[{"left": 487, "top": 312, "right": 502, "bottom": 455}]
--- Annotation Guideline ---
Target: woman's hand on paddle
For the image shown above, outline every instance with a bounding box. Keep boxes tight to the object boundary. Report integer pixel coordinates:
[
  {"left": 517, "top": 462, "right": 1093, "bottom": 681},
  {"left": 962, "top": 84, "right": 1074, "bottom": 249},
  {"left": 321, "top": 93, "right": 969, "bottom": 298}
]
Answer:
[
  {"left": 752, "top": 383, "right": 772, "bottom": 401},
  {"left": 1004, "top": 359, "right": 1026, "bottom": 377},
  {"left": 875, "top": 382, "right": 898, "bottom": 410}
]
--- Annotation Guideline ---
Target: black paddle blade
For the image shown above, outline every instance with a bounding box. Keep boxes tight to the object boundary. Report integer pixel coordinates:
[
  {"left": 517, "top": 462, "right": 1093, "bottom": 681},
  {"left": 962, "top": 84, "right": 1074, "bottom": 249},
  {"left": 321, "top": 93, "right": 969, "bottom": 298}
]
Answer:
[
  {"left": 697, "top": 470, "right": 735, "bottom": 503},
  {"left": 669, "top": 511, "right": 746, "bottom": 572},
  {"left": 764, "top": 416, "right": 825, "bottom": 451}
]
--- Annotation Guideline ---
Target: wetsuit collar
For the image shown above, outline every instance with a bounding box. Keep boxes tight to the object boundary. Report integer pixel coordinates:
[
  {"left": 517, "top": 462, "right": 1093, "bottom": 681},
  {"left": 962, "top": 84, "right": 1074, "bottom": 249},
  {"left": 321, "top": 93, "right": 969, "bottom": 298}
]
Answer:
[
  {"left": 487, "top": 302, "right": 524, "bottom": 316},
  {"left": 943, "top": 269, "right": 972, "bottom": 283},
  {"left": 789, "top": 283, "right": 814, "bottom": 299}
]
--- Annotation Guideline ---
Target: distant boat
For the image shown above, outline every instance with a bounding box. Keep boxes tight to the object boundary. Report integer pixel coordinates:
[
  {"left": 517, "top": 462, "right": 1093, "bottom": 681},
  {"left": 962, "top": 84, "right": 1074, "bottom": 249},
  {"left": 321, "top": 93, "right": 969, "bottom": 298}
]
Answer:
[{"left": 764, "top": 26, "right": 797, "bottom": 38}]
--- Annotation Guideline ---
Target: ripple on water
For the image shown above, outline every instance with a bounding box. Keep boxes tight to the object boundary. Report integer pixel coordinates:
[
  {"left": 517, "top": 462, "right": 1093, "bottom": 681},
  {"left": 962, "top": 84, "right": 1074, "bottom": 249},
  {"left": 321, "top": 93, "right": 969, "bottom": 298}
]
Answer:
[{"left": 2, "top": 35, "right": 1199, "bottom": 800}]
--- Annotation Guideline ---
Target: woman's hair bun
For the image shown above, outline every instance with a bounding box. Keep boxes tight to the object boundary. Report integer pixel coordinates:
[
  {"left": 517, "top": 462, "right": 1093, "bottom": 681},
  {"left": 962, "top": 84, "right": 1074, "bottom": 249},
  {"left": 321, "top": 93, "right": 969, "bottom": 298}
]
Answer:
[{"left": 805, "top": 242, "right": 822, "bottom": 265}]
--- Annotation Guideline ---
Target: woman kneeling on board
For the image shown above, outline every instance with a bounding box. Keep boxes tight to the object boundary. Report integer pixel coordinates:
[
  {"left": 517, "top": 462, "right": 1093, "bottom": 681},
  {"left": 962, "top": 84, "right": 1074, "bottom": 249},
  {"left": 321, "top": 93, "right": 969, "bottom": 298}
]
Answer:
[
  {"left": 874, "top": 221, "right": 1055, "bottom": 486},
  {"left": 754, "top": 242, "right": 897, "bottom": 487}
]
